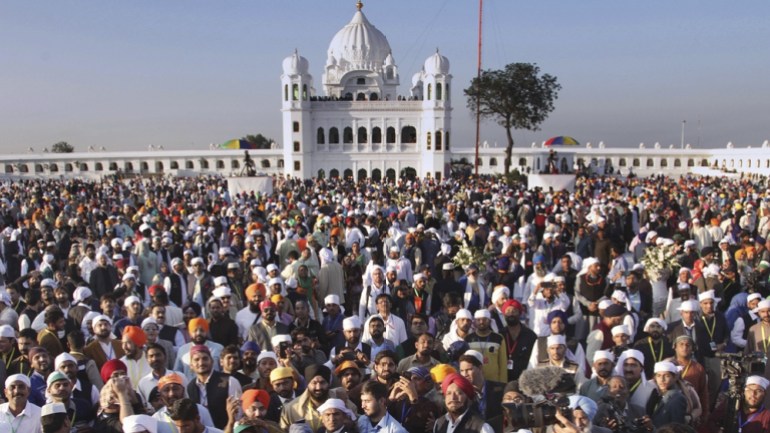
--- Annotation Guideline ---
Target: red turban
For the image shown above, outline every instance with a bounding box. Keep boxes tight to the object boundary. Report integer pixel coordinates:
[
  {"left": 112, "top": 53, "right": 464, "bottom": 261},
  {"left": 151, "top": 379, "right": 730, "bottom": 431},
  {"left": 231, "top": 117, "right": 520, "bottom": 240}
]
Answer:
[
  {"left": 502, "top": 299, "right": 523, "bottom": 314},
  {"left": 100, "top": 359, "right": 128, "bottom": 384},
  {"left": 148, "top": 285, "right": 165, "bottom": 296},
  {"left": 242, "top": 389, "right": 270, "bottom": 412},
  {"left": 259, "top": 300, "right": 277, "bottom": 311},
  {"left": 123, "top": 326, "right": 147, "bottom": 348},
  {"left": 441, "top": 372, "right": 476, "bottom": 399},
  {"left": 189, "top": 344, "right": 211, "bottom": 358},
  {"left": 188, "top": 318, "right": 209, "bottom": 334}
]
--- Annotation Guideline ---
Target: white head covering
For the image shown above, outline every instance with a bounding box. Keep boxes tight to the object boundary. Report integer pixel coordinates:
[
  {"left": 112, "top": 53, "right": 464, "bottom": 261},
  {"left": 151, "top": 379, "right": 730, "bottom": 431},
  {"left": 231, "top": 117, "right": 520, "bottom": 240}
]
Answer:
[
  {"left": 474, "top": 309, "right": 491, "bottom": 320},
  {"left": 643, "top": 318, "right": 668, "bottom": 332},
  {"left": 492, "top": 286, "right": 510, "bottom": 304},
  {"left": 614, "top": 349, "right": 646, "bottom": 379},
  {"left": 756, "top": 300, "right": 770, "bottom": 312},
  {"left": 343, "top": 315, "right": 362, "bottom": 331},
  {"left": 598, "top": 299, "right": 613, "bottom": 310},
  {"left": 257, "top": 351, "right": 278, "bottom": 364},
  {"left": 611, "top": 325, "right": 630, "bottom": 337},
  {"left": 123, "top": 414, "right": 158, "bottom": 433},
  {"left": 54, "top": 352, "right": 78, "bottom": 370},
  {"left": 547, "top": 335, "right": 567, "bottom": 347},
  {"left": 316, "top": 398, "right": 356, "bottom": 420},
  {"left": 746, "top": 375, "right": 770, "bottom": 390},
  {"left": 653, "top": 361, "right": 679, "bottom": 375},
  {"left": 698, "top": 290, "right": 721, "bottom": 303},
  {"left": 677, "top": 300, "right": 700, "bottom": 312},
  {"left": 593, "top": 350, "right": 615, "bottom": 363},
  {"left": 4, "top": 374, "right": 30, "bottom": 389}
]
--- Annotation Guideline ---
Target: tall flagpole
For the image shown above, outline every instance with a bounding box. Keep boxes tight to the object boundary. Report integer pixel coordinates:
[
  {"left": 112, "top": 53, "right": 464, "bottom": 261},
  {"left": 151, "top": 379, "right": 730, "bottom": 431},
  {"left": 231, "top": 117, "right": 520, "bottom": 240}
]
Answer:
[{"left": 474, "top": 0, "right": 483, "bottom": 177}]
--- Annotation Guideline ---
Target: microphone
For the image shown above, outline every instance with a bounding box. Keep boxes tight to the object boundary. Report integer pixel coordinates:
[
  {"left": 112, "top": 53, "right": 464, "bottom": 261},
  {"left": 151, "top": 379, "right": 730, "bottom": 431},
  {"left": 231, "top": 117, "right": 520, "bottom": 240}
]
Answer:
[{"left": 518, "top": 366, "right": 573, "bottom": 396}]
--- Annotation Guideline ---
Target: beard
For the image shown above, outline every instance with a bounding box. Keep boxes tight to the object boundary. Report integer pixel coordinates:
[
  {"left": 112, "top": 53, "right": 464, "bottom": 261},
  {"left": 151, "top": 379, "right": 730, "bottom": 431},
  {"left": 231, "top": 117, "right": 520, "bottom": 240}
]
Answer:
[
  {"left": 192, "top": 335, "right": 206, "bottom": 345},
  {"left": 248, "top": 301, "right": 260, "bottom": 313},
  {"left": 308, "top": 386, "right": 328, "bottom": 402},
  {"left": 650, "top": 331, "right": 662, "bottom": 340},
  {"left": 371, "top": 330, "right": 383, "bottom": 340},
  {"left": 243, "top": 358, "right": 257, "bottom": 369}
]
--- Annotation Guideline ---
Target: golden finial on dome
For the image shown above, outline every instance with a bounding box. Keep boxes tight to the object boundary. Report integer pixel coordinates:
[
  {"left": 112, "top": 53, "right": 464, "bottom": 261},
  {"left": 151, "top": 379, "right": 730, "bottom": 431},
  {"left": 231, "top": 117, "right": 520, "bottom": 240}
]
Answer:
[{"left": 356, "top": 1, "right": 363, "bottom": 11}]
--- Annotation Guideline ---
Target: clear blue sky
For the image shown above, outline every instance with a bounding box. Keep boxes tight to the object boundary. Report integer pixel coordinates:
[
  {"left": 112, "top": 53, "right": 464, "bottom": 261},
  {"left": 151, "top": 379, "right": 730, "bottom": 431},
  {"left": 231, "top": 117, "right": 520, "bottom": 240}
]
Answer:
[{"left": 2, "top": 1, "right": 769, "bottom": 153}]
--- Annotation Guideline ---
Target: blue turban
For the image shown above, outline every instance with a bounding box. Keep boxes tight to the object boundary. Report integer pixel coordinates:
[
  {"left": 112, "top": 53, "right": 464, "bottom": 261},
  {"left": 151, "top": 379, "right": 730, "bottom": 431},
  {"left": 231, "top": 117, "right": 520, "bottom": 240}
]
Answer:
[
  {"left": 533, "top": 253, "right": 545, "bottom": 264},
  {"left": 546, "top": 309, "right": 568, "bottom": 325},
  {"left": 497, "top": 256, "right": 511, "bottom": 271},
  {"left": 568, "top": 395, "right": 598, "bottom": 421},
  {"left": 240, "top": 341, "right": 261, "bottom": 355}
]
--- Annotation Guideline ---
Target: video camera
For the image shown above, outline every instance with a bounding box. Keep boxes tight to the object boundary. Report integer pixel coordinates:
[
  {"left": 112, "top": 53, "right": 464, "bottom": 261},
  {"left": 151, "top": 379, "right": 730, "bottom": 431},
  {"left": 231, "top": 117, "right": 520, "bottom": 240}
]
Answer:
[
  {"left": 503, "top": 396, "right": 572, "bottom": 431},
  {"left": 717, "top": 351, "right": 766, "bottom": 386},
  {"left": 599, "top": 396, "right": 647, "bottom": 433}
]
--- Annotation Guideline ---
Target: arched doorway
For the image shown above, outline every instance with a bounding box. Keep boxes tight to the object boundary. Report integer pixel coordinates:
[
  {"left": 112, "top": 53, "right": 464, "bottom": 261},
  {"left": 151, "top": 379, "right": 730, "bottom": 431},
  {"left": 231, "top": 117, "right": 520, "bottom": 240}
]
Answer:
[
  {"left": 371, "top": 168, "right": 382, "bottom": 182},
  {"left": 329, "top": 169, "right": 339, "bottom": 179},
  {"left": 317, "top": 169, "right": 325, "bottom": 179},
  {"left": 385, "top": 168, "right": 396, "bottom": 182},
  {"left": 357, "top": 168, "right": 367, "bottom": 181},
  {"left": 343, "top": 168, "right": 353, "bottom": 180},
  {"left": 400, "top": 167, "right": 417, "bottom": 180}
]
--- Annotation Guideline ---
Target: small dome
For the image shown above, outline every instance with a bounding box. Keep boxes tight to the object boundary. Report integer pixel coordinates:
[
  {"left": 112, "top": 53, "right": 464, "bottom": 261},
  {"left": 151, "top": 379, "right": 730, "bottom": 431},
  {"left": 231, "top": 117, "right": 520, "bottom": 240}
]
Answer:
[
  {"left": 282, "top": 50, "right": 309, "bottom": 75},
  {"left": 423, "top": 50, "right": 450, "bottom": 75},
  {"left": 411, "top": 70, "right": 424, "bottom": 87},
  {"left": 384, "top": 52, "right": 394, "bottom": 66},
  {"left": 328, "top": 8, "right": 392, "bottom": 70}
]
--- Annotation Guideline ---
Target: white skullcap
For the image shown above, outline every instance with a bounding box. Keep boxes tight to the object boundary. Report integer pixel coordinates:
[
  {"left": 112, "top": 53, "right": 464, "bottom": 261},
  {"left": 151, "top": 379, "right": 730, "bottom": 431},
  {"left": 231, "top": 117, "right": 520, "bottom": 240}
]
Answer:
[
  {"left": 583, "top": 258, "right": 600, "bottom": 269},
  {"left": 5, "top": 374, "right": 30, "bottom": 389},
  {"left": 692, "top": 218, "right": 701, "bottom": 224},
  {"left": 464, "top": 349, "right": 484, "bottom": 364},
  {"left": 54, "top": 352, "right": 78, "bottom": 370},
  {"left": 756, "top": 300, "right": 770, "bottom": 311},
  {"left": 389, "top": 246, "right": 400, "bottom": 253},
  {"left": 684, "top": 240, "right": 696, "bottom": 249},
  {"left": 543, "top": 232, "right": 553, "bottom": 240},
  {"left": 0, "top": 325, "right": 15, "bottom": 339},
  {"left": 746, "top": 375, "right": 770, "bottom": 390},
  {"left": 40, "top": 278, "right": 57, "bottom": 288},
  {"left": 316, "top": 398, "right": 356, "bottom": 420},
  {"left": 212, "top": 286, "right": 232, "bottom": 298},
  {"left": 598, "top": 299, "right": 613, "bottom": 310},
  {"left": 719, "top": 237, "right": 730, "bottom": 244},
  {"left": 324, "top": 295, "right": 340, "bottom": 306},
  {"left": 455, "top": 309, "right": 473, "bottom": 320},
  {"left": 492, "top": 286, "right": 510, "bottom": 303},
  {"left": 124, "top": 296, "right": 141, "bottom": 307},
  {"left": 266, "top": 264, "right": 279, "bottom": 272},
  {"left": 547, "top": 334, "right": 567, "bottom": 347},
  {"left": 123, "top": 414, "right": 158, "bottom": 433},
  {"left": 191, "top": 257, "right": 204, "bottom": 265},
  {"left": 679, "top": 267, "right": 691, "bottom": 274},
  {"left": 543, "top": 273, "right": 556, "bottom": 283},
  {"left": 645, "top": 231, "right": 658, "bottom": 243},
  {"left": 141, "top": 317, "right": 158, "bottom": 329},
  {"left": 611, "top": 325, "right": 630, "bottom": 336},
  {"left": 213, "top": 276, "right": 228, "bottom": 287},
  {"left": 92, "top": 314, "right": 113, "bottom": 326},
  {"left": 747, "top": 293, "right": 763, "bottom": 303},
  {"left": 271, "top": 334, "right": 292, "bottom": 348},
  {"left": 677, "top": 300, "right": 700, "bottom": 312},
  {"left": 122, "top": 273, "right": 136, "bottom": 281},
  {"left": 619, "top": 349, "right": 645, "bottom": 365},
  {"left": 413, "top": 273, "right": 426, "bottom": 281},
  {"left": 698, "top": 290, "right": 720, "bottom": 303},
  {"left": 632, "top": 263, "right": 645, "bottom": 272},
  {"left": 442, "top": 262, "right": 455, "bottom": 271},
  {"left": 73, "top": 286, "right": 92, "bottom": 303},
  {"left": 654, "top": 361, "right": 679, "bottom": 375},
  {"left": 643, "top": 318, "right": 667, "bottom": 332},
  {"left": 257, "top": 351, "right": 278, "bottom": 363},
  {"left": 676, "top": 282, "right": 690, "bottom": 291},
  {"left": 343, "top": 315, "right": 362, "bottom": 331},
  {"left": 593, "top": 350, "right": 615, "bottom": 363},
  {"left": 474, "top": 309, "right": 491, "bottom": 320},
  {"left": 554, "top": 276, "right": 565, "bottom": 283},
  {"left": 611, "top": 290, "right": 627, "bottom": 303},
  {"left": 41, "top": 402, "right": 67, "bottom": 417},
  {"left": 126, "top": 265, "right": 139, "bottom": 273},
  {"left": 678, "top": 221, "right": 688, "bottom": 230},
  {"left": 267, "top": 277, "right": 282, "bottom": 287}
]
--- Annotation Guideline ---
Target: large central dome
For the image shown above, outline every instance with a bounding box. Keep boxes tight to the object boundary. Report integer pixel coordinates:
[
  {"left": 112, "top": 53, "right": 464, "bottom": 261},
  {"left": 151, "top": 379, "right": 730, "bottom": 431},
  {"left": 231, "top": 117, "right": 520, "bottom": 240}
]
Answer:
[{"left": 327, "top": 4, "right": 392, "bottom": 70}]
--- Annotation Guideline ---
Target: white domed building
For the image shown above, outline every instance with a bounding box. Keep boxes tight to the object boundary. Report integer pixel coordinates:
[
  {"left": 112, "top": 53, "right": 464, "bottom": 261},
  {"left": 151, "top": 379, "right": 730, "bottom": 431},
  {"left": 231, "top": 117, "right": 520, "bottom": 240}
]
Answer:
[{"left": 280, "top": 1, "right": 452, "bottom": 181}]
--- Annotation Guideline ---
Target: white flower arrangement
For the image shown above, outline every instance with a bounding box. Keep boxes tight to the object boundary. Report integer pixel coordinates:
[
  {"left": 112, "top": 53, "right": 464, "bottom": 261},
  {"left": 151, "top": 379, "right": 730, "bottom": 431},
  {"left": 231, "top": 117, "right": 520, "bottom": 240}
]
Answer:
[
  {"left": 453, "top": 241, "right": 494, "bottom": 273},
  {"left": 640, "top": 244, "right": 680, "bottom": 281}
]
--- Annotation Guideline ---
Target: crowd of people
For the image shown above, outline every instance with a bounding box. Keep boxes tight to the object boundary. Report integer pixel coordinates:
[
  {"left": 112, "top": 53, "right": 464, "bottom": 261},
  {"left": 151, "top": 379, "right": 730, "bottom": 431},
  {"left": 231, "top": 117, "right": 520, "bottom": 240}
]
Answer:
[{"left": 0, "top": 171, "right": 769, "bottom": 433}]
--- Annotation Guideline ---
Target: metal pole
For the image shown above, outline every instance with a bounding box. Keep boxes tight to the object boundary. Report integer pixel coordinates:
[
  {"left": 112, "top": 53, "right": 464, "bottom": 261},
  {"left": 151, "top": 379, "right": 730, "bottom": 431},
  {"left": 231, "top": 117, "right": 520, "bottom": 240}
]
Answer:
[
  {"left": 681, "top": 120, "right": 686, "bottom": 149},
  {"left": 474, "top": 0, "right": 483, "bottom": 177}
]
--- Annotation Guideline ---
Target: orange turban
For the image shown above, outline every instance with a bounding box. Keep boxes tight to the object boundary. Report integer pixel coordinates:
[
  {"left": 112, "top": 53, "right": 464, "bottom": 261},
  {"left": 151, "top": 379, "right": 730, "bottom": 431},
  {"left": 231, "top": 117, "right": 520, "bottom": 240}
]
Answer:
[
  {"left": 270, "top": 294, "right": 283, "bottom": 304},
  {"left": 242, "top": 389, "right": 270, "bottom": 412},
  {"left": 123, "top": 326, "right": 147, "bottom": 348},
  {"left": 188, "top": 318, "right": 209, "bottom": 334},
  {"left": 246, "top": 283, "right": 266, "bottom": 299},
  {"left": 158, "top": 373, "right": 184, "bottom": 390}
]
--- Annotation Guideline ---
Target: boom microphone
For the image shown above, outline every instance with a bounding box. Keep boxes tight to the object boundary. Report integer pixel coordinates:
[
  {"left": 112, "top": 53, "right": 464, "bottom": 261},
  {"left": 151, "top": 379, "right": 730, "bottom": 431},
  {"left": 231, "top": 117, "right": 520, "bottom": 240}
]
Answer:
[{"left": 518, "top": 366, "right": 574, "bottom": 397}]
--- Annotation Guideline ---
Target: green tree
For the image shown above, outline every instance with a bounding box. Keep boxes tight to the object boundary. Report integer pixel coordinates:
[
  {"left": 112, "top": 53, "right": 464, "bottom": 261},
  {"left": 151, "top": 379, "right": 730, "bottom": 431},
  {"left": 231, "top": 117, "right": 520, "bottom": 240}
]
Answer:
[
  {"left": 465, "top": 63, "right": 561, "bottom": 175},
  {"left": 51, "top": 141, "right": 74, "bottom": 153},
  {"left": 241, "top": 134, "right": 274, "bottom": 149}
]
